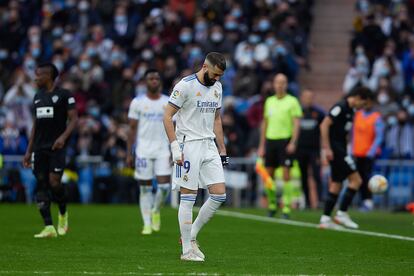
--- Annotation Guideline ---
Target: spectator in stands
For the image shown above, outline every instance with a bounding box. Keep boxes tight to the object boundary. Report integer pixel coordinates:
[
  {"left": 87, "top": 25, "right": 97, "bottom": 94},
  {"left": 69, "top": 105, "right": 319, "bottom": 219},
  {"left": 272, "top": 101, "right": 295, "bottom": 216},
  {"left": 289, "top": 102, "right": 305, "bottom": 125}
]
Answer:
[
  {"left": 343, "top": 46, "right": 370, "bottom": 93},
  {"left": 384, "top": 109, "right": 414, "bottom": 159}
]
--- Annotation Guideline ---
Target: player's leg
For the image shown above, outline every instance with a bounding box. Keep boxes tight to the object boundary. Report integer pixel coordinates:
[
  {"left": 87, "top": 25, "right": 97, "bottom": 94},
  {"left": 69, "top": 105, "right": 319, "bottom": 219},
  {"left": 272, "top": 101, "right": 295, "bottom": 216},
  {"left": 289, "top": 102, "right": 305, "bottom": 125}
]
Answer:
[
  {"left": 33, "top": 151, "right": 57, "bottom": 238},
  {"left": 179, "top": 187, "right": 199, "bottom": 260},
  {"left": 49, "top": 149, "right": 68, "bottom": 235},
  {"left": 152, "top": 175, "right": 170, "bottom": 232},
  {"left": 334, "top": 171, "right": 362, "bottom": 229},
  {"left": 135, "top": 157, "right": 154, "bottom": 235},
  {"left": 357, "top": 157, "right": 373, "bottom": 211},
  {"left": 319, "top": 180, "right": 343, "bottom": 229},
  {"left": 297, "top": 150, "right": 311, "bottom": 208},
  {"left": 264, "top": 140, "right": 278, "bottom": 216},
  {"left": 280, "top": 139, "right": 294, "bottom": 218},
  {"left": 152, "top": 156, "right": 172, "bottom": 232},
  {"left": 310, "top": 151, "right": 323, "bottom": 206}
]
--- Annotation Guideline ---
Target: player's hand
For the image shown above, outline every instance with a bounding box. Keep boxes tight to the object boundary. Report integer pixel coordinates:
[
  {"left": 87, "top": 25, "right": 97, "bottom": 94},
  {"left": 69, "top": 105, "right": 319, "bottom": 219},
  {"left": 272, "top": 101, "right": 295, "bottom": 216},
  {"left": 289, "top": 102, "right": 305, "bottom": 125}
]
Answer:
[
  {"left": 22, "top": 152, "right": 31, "bottom": 168},
  {"left": 286, "top": 142, "right": 296, "bottom": 154},
  {"left": 323, "top": 148, "right": 334, "bottom": 161},
  {"left": 171, "top": 140, "right": 183, "bottom": 166},
  {"left": 126, "top": 154, "right": 134, "bottom": 168},
  {"left": 220, "top": 155, "right": 229, "bottom": 167},
  {"left": 257, "top": 144, "right": 265, "bottom": 158},
  {"left": 52, "top": 136, "right": 66, "bottom": 150}
]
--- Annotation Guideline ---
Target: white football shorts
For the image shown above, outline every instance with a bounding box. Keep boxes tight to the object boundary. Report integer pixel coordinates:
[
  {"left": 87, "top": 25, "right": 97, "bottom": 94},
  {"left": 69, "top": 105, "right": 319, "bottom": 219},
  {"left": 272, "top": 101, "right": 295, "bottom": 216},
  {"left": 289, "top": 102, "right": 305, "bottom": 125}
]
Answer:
[
  {"left": 172, "top": 139, "right": 225, "bottom": 191},
  {"left": 134, "top": 155, "right": 171, "bottom": 180}
]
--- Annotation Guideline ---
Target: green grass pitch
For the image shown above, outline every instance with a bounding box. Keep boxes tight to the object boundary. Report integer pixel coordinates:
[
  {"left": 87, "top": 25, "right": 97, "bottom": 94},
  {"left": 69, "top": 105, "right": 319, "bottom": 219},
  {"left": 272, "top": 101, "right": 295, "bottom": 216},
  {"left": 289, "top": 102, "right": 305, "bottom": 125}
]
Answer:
[{"left": 0, "top": 204, "right": 413, "bottom": 275}]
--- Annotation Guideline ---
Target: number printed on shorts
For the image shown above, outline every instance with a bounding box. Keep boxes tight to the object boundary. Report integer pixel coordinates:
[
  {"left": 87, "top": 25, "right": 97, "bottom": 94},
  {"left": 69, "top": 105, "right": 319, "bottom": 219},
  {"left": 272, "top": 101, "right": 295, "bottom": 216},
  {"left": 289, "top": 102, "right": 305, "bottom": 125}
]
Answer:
[
  {"left": 175, "top": 161, "right": 190, "bottom": 178},
  {"left": 136, "top": 158, "right": 147, "bottom": 168}
]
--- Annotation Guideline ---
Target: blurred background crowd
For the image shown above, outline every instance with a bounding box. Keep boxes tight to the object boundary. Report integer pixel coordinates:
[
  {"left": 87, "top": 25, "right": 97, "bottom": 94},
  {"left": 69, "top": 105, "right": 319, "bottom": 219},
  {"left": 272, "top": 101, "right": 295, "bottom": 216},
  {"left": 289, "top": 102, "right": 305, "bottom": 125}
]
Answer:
[{"left": 0, "top": 0, "right": 413, "bottom": 205}]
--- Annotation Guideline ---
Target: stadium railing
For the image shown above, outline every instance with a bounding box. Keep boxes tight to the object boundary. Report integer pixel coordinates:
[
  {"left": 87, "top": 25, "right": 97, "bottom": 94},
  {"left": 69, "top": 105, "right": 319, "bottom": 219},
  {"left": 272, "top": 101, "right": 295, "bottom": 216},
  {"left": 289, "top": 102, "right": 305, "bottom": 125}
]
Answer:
[{"left": 0, "top": 155, "right": 413, "bottom": 208}]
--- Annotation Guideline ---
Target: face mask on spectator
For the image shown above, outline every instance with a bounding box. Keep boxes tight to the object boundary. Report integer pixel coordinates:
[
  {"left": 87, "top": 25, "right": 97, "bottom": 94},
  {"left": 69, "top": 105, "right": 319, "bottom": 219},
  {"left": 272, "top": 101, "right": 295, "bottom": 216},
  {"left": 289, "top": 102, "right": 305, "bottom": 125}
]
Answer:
[
  {"left": 111, "top": 51, "right": 122, "bottom": 62},
  {"left": 408, "top": 105, "right": 414, "bottom": 116},
  {"left": 378, "top": 92, "right": 389, "bottom": 104},
  {"left": 258, "top": 20, "right": 271, "bottom": 32},
  {"left": 80, "top": 60, "right": 91, "bottom": 71},
  {"left": 402, "top": 97, "right": 410, "bottom": 108},
  {"left": 265, "top": 37, "right": 275, "bottom": 47},
  {"left": 179, "top": 32, "right": 192, "bottom": 44},
  {"left": 141, "top": 49, "right": 153, "bottom": 60},
  {"left": 275, "top": 45, "right": 287, "bottom": 56},
  {"left": 53, "top": 60, "right": 64, "bottom": 72},
  {"left": 63, "top": 33, "right": 74, "bottom": 43},
  {"left": 88, "top": 107, "right": 100, "bottom": 117},
  {"left": 0, "top": 49, "right": 8, "bottom": 60},
  {"left": 31, "top": 47, "right": 41, "bottom": 58},
  {"left": 387, "top": 116, "right": 397, "bottom": 125},
  {"left": 225, "top": 21, "right": 238, "bottom": 31},
  {"left": 52, "top": 27, "right": 64, "bottom": 37},
  {"left": 135, "top": 84, "right": 147, "bottom": 95},
  {"left": 66, "top": 0, "right": 76, "bottom": 8},
  {"left": 248, "top": 34, "right": 260, "bottom": 44},
  {"left": 115, "top": 15, "right": 127, "bottom": 24},
  {"left": 190, "top": 47, "right": 202, "bottom": 59},
  {"left": 211, "top": 32, "right": 223, "bottom": 42},
  {"left": 378, "top": 66, "right": 389, "bottom": 76},
  {"left": 231, "top": 8, "right": 242, "bottom": 18},
  {"left": 87, "top": 47, "right": 97, "bottom": 57},
  {"left": 78, "top": 0, "right": 89, "bottom": 12},
  {"left": 29, "top": 35, "right": 40, "bottom": 44},
  {"left": 195, "top": 22, "right": 208, "bottom": 32}
]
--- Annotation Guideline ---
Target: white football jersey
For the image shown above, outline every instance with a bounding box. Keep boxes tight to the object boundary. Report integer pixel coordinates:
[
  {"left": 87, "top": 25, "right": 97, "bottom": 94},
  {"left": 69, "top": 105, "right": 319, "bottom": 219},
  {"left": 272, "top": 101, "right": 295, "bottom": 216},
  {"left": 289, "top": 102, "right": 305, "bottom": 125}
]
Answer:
[
  {"left": 128, "top": 94, "right": 170, "bottom": 158},
  {"left": 169, "top": 74, "right": 222, "bottom": 142}
]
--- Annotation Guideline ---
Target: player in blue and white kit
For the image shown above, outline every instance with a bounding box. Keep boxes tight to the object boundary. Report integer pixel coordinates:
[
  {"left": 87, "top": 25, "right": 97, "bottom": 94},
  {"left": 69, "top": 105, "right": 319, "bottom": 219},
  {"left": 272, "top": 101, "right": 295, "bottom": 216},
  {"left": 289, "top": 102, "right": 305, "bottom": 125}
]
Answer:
[
  {"left": 127, "top": 69, "right": 171, "bottom": 235},
  {"left": 163, "top": 52, "right": 229, "bottom": 262}
]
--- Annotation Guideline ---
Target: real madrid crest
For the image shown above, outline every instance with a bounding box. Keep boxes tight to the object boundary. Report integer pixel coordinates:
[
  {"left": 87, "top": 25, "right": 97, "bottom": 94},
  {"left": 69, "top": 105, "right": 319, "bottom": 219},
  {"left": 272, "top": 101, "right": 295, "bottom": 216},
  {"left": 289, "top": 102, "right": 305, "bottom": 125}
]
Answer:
[
  {"left": 183, "top": 175, "right": 188, "bottom": 182},
  {"left": 52, "top": 95, "right": 59, "bottom": 103},
  {"left": 214, "top": 90, "right": 219, "bottom": 98}
]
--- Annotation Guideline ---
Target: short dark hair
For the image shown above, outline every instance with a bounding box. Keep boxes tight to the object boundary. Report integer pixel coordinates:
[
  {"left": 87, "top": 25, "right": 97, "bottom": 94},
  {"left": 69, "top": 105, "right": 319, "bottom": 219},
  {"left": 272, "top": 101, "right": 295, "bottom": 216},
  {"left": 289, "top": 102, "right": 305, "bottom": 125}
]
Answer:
[
  {"left": 206, "top": 52, "right": 226, "bottom": 71},
  {"left": 38, "top": 63, "right": 59, "bottom": 81},
  {"left": 348, "top": 86, "right": 373, "bottom": 100},
  {"left": 144, "top": 68, "right": 159, "bottom": 78}
]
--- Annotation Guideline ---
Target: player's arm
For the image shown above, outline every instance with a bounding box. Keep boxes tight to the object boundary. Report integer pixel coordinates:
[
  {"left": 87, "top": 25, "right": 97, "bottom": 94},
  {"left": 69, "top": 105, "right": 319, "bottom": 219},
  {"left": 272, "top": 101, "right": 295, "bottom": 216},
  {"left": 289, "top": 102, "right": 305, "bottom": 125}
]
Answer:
[
  {"left": 52, "top": 109, "right": 78, "bottom": 150},
  {"left": 287, "top": 117, "right": 300, "bottom": 154},
  {"left": 126, "top": 118, "right": 138, "bottom": 167},
  {"left": 23, "top": 119, "right": 36, "bottom": 168},
  {"left": 214, "top": 109, "right": 226, "bottom": 155},
  {"left": 258, "top": 118, "right": 267, "bottom": 158},
  {"left": 320, "top": 116, "right": 333, "bottom": 161},
  {"left": 163, "top": 103, "right": 183, "bottom": 165}
]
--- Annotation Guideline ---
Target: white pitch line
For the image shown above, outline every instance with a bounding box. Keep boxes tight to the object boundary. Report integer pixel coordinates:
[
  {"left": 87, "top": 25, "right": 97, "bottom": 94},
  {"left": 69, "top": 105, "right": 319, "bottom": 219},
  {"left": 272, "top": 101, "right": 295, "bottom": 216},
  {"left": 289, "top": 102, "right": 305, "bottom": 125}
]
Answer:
[
  {"left": 0, "top": 272, "right": 225, "bottom": 276},
  {"left": 216, "top": 210, "right": 414, "bottom": 242}
]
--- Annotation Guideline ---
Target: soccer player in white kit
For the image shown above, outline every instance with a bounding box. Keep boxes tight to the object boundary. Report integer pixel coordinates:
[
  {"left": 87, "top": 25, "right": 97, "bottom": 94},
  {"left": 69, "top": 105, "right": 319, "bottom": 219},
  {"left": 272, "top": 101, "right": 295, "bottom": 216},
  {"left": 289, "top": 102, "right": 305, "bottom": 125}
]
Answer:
[
  {"left": 127, "top": 69, "right": 171, "bottom": 235},
  {"left": 163, "top": 52, "right": 229, "bottom": 262}
]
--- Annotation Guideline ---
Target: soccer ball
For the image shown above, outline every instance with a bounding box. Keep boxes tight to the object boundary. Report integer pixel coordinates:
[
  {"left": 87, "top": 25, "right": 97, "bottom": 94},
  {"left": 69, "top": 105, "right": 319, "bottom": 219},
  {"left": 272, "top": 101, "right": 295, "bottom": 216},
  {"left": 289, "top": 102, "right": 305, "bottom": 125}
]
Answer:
[{"left": 368, "top": 175, "right": 388, "bottom": 194}]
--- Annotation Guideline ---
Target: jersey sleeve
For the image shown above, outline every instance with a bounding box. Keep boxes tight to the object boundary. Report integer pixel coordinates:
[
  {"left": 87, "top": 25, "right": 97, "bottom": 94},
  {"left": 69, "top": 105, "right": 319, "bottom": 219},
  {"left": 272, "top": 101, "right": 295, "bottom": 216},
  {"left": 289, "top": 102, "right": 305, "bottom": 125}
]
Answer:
[
  {"left": 65, "top": 90, "right": 76, "bottom": 109},
  {"left": 217, "top": 82, "right": 223, "bottom": 109},
  {"left": 291, "top": 97, "right": 303, "bottom": 117},
  {"left": 168, "top": 80, "right": 187, "bottom": 109},
  {"left": 328, "top": 103, "right": 343, "bottom": 121},
  {"left": 127, "top": 98, "right": 140, "bottom": 120}
]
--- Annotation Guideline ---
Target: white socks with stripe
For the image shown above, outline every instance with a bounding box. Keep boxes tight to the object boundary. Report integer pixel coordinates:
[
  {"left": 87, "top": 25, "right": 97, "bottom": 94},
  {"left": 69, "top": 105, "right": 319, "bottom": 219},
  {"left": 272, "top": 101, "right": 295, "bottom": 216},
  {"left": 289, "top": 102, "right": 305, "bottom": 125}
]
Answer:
[
  {"left": 139, "top": 186, "right": 153, "bottom": 227},
  {"left": 191, "top": 194, "right": 226, "bottom": 241},
  {"left": 179, "top": 193, "right": 197, "bottom": 254},
  {"left": 152, "top": 183, "right": 170, "bottom": 213}
]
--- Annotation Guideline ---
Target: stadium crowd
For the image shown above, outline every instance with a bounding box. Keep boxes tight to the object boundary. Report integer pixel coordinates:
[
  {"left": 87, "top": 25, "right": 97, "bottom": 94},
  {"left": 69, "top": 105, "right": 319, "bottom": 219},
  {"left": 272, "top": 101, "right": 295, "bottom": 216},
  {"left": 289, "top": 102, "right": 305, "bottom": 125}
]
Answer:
[{"left": 0, "top": 0, "right": 413, "bottom": 204}]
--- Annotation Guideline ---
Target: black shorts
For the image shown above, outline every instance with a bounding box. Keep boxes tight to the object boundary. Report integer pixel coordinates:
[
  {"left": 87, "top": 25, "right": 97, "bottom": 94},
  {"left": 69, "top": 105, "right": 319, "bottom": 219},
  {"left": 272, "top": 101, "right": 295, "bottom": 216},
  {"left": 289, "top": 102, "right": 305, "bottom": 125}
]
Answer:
[
  {"left": 329, "top": 150, "right": 357, "bottom": 182},
  {"left": 33, "top": 149, "right": 66, "bottom": 176},
  {"left": 265, "top": 139, "right": 293, "bottom": 168}
]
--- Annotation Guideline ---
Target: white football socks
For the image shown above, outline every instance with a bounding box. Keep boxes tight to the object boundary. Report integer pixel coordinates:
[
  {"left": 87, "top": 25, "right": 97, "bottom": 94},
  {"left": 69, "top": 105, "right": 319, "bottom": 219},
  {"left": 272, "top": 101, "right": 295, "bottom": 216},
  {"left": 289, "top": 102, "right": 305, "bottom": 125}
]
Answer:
[
  {"left": 139, "top": 186, "right": 153, "bottom": 227},
  {"left": 191, "top": 194, "right": 226, "bottom": 241},
  {"left": 152, "top": 183, "right": 170, "bottom": 213},
  {"left": 179, "top": 193, "right": 197, "bottom": 254}
]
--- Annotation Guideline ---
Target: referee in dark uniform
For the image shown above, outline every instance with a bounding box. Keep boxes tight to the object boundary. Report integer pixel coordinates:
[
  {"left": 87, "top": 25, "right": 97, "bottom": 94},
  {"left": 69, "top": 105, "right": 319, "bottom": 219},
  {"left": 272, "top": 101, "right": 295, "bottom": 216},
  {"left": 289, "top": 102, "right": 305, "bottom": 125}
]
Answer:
[
  {"left": 23, "top": 63, "right": 78, "bottom": 238},
  {"left": 318, "top": 87, "right": 372, "bottom": 230}
]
